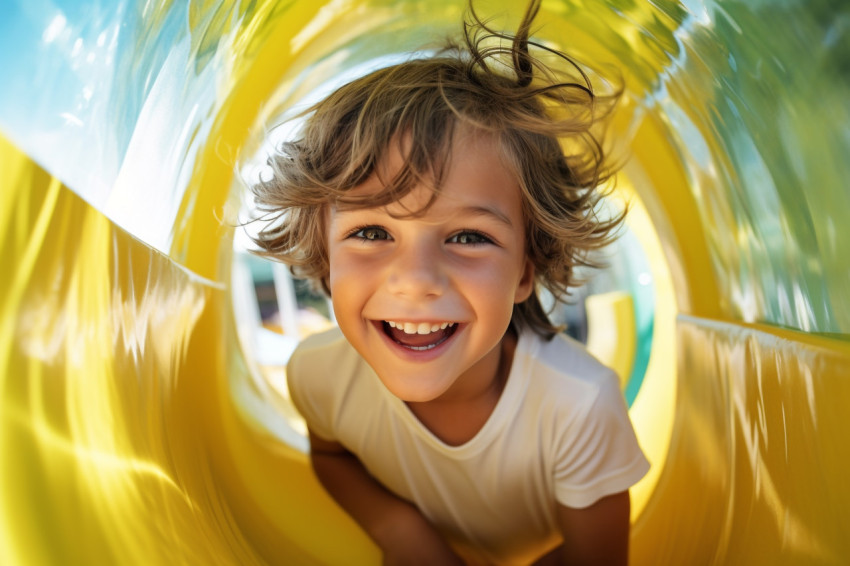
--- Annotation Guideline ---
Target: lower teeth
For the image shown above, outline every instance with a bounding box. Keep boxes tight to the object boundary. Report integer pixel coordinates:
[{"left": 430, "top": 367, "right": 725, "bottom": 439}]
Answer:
[{"left": 397, "top": 332, "right": 451, "bottom": 351}]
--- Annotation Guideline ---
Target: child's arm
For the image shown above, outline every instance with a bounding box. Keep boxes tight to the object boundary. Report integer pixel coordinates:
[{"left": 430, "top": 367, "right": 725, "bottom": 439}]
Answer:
[
  {"left": 308, "top": 431, "right": 464, "bottom": 566},
  {"left": 533, "top": 491, "right": 631, "bottom": 566}
]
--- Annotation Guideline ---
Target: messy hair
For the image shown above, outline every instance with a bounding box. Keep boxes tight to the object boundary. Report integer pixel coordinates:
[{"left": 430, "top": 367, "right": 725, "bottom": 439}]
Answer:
[{"left": 250, "top": 0, "right": 625, "bottom": 338}]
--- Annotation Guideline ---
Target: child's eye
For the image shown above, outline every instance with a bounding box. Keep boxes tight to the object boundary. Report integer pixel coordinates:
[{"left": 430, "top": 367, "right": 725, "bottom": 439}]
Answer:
[
  {"left": 349, "top": 226, "right": 391, "bottom": 241},
  {"left": 447, "top": 231, "right": 493, "bottom": 245}
]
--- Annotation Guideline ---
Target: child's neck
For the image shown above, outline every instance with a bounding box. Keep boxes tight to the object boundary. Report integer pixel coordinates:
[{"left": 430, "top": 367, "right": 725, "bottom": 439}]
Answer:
[{"left": 405, "top": 329, "right": 518, "bottom": 447}]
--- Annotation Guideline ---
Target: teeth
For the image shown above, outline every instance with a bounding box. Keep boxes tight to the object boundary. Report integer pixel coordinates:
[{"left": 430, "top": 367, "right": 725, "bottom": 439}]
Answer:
[{"left": 386, "top": 321, "right": 456, "bottom": 334}]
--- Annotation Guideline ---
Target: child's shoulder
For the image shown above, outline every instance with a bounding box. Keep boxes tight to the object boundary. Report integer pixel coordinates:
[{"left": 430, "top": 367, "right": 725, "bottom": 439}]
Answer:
[
  {"left": 518, "top": 330, "right": 621, "bottom": 404},
  {"left": 286, "top": 327, "right": 374, "bottom": 410},
  {"left": 532, "top": 331, "right": 618, "bottom": 383},
  {"left": 517, "top": 330, "right": 629, "bottom": 433},
  {"left": 293, "top": 325, "right": 348, "bottom": 353},
  {"left": 287, "top": 326, "right": 360, "bottom": 372}
]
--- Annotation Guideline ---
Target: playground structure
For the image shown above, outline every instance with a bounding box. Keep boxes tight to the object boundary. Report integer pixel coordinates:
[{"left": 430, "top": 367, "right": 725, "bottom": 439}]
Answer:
[{"left": 2, "top": 1, "right": 849, "bottom": 564}]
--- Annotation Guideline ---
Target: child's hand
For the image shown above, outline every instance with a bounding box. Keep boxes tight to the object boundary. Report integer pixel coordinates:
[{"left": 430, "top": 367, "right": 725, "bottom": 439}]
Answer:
[
  {"left": 373, "top": 496, "right": 464, "bottom": 565},
  {"left": 379, "top": 525, "right": 464, "bottom": 566},
  {"left": 308, "top": 431, "right": 464, "bottom": 565},
  {"left": 382, "top": 542, "right": 464, "bottom": 566}
]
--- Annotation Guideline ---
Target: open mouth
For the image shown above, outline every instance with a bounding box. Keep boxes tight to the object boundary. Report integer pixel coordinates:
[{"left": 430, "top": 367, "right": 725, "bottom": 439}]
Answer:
[{"left": 382, "top": 321, "right": 458, "bottom": 351}]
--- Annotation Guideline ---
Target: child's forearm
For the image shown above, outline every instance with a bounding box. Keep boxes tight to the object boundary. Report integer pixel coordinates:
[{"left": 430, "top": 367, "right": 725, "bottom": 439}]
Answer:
[
  {"left": 310, "top": 445, "right": 418, "bottom": 545},
  {"left": 308, "top": 432, "right": 463, "bottom": 564}
]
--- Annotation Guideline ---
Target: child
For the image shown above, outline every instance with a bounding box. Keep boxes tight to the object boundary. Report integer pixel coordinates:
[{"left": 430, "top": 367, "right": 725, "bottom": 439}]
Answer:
[{"left": 250, "top": 1, "right": 649, "bottom": 563}]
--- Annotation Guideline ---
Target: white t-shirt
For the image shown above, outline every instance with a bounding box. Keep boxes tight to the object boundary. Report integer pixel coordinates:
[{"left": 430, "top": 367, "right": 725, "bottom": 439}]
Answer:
[{"left": 287, "top": 326, "right": 649, "bottom": 565}]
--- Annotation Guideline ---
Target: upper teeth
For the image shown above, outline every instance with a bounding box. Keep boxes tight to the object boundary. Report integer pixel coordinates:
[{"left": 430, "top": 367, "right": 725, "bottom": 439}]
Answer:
[{"left": 387, "top": 321, "right": 454, "bottom": 335}]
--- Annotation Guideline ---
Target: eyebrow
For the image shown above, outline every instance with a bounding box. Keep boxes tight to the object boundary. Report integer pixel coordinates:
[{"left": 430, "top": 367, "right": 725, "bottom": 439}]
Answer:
[
  {"left": 332, "top": 202, "right": 516, "bottom": 229},
  {"left": 457, "top": 205, "right": 514, "bottom": 228}
]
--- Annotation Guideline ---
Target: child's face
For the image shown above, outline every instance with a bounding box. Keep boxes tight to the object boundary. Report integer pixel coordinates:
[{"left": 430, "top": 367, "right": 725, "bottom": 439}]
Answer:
[{"left": 326, "top": 131, "right": 535, "bottom": 403}]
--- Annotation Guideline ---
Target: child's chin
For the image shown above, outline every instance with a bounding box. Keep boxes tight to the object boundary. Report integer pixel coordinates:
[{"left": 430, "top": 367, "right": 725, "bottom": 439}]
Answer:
[{"left": 379, "top": 377, "right": 447, "bottom": 404}]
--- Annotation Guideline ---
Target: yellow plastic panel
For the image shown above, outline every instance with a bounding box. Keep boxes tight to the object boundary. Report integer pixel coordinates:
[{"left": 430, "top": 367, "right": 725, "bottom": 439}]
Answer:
[
  {"left": 585, "top": 291, "right": 637, "bottom": 390},
  {"left": 632, "top": 317, "right": 850, "bottom": 565},
  {"left": 0, "top": 135, "right": 262, "bottom": 566}
]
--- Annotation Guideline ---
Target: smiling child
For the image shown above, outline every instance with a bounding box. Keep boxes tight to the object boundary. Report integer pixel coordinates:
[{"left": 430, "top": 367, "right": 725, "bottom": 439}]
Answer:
[{"left": 249, "top": 1, "right": 649, "bottom": 564}]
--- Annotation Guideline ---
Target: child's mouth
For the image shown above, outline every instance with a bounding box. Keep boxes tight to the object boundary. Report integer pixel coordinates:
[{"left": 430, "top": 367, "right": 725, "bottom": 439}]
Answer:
[{"left": 382, "top": 321, "right": 458, "bottom": 351}]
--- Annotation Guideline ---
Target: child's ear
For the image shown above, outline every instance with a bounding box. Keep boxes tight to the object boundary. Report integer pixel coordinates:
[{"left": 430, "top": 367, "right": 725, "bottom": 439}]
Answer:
[{"left": 513, "top": 258, "right": 535, "bottom": 304}]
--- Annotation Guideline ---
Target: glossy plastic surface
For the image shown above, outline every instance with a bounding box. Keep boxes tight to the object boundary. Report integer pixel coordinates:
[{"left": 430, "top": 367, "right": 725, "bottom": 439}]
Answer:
[{"left": 2, "top": 1, "right": 849, "bottom": 564}]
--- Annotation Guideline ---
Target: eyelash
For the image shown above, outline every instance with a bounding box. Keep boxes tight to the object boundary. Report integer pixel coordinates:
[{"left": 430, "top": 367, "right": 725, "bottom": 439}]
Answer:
[
  {"left": 446, "top": 230, "right": 494, "bottom": 246},
  {"left": 346, "top": 225, "right": 391, "bottom": 241},
  {"left": 345, "top": 226, "right": 495, "bottom": 246}
]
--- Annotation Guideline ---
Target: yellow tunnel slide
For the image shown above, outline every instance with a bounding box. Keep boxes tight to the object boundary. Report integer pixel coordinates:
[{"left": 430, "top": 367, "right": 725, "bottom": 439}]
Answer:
[{"left": 2, "top": 1, "right": 849, "bottom": 564}]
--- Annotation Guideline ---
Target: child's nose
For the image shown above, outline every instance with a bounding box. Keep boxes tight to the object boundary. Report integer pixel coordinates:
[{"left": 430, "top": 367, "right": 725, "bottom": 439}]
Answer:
[{"left": 385, "top": 245, "right": 446, "bottom": 299}]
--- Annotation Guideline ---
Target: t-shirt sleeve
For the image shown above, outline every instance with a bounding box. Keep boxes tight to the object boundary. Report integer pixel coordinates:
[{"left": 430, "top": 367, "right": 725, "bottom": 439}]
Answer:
[
  {"left": 286, "top": 344, "right": 337, "bottom": 442},
  {"left": 553, "top": 374, "right": 650, "bottom": 509}
]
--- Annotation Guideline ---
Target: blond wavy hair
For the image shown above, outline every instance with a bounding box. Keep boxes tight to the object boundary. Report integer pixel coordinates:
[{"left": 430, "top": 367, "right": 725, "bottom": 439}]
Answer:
[{"left": 250, "top": 0, "right": 625, "bottom": 338}]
